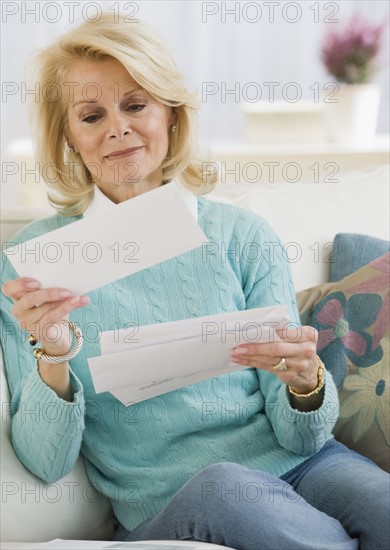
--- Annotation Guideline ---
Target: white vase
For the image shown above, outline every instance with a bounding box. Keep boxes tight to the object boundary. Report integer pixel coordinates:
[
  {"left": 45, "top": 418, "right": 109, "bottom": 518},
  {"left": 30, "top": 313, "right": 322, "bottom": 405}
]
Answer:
[{"left": 324, "top": 83, "right": 382, "bottom": 144}]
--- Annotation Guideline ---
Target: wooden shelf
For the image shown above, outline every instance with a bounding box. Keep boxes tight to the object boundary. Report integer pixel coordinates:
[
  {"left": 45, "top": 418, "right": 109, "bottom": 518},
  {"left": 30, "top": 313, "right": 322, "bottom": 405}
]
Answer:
[{"left": 204, "top": 135, "right": 389, "bottom": 184}]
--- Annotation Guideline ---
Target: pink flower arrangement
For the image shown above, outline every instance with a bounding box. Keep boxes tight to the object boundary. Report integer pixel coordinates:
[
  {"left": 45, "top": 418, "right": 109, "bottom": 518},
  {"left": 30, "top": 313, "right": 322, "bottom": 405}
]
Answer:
[{"left": 321, "top": 15, "right": 386, "bottom": 84}]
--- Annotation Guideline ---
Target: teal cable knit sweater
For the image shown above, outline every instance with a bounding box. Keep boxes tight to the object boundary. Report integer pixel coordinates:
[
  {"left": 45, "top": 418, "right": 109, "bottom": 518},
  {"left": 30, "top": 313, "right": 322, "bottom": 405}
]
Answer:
[{"left": 0, "top": 197, "right": 338, "bottom": 532}]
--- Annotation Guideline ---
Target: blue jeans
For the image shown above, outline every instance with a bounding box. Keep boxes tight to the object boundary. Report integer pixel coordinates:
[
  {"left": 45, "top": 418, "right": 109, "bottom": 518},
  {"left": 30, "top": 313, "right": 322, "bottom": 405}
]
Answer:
[{"left": 113, "top": 439, "right": 390, "bottom": 549}]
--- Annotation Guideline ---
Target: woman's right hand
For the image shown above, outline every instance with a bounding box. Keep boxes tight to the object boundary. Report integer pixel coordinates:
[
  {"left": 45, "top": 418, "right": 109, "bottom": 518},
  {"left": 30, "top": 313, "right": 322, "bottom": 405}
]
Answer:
[
  {"left": 2, "top": 277, "right": 90, "bottom": 401},
  {"left": 2, "top": 277, "right": 90, "bottom": 357}
]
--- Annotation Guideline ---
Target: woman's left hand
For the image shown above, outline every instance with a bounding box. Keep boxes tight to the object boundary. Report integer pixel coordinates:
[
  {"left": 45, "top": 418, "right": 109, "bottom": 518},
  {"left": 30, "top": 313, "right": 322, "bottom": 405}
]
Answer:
[{"left": 230, "top": 325, "right": 320, "bottom": 394}]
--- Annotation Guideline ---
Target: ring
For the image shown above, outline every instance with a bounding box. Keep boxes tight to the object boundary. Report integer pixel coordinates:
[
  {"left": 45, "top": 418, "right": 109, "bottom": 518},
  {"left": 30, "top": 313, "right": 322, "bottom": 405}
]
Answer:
[{"left": 273, "top": 358, "right": 288, "bottom": 371}]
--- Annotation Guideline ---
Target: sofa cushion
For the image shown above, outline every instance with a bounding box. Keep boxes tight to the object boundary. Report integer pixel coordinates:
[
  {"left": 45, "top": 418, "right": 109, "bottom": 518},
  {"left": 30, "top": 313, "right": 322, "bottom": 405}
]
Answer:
[
  {"left": 0, "top": 346, "right": 115, "bottom": 542},
  {"left": 330, "top": 233, "right": 390, "bottom": 282},
  {"left": 209, "top": 165, "right": 390, "bottom": 291},
  {"left": 297, "top": 252, "right": 390, "bottom": 472}
]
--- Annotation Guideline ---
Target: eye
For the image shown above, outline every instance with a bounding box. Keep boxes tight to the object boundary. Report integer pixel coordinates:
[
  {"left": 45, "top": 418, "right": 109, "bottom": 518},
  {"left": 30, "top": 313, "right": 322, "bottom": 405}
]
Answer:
[
  {"left": 82, "top": 114, "right": 101, "bottom": 124},
  {"left": 126, "top": 103, "right": 146, "bottom": 113}
]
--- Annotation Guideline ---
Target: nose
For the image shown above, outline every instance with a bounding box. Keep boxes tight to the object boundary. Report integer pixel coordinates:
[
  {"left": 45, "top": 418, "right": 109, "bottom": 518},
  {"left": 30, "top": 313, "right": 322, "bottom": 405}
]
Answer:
[{"left": 106, "top": 111, "right": 133, "bottom": 140}]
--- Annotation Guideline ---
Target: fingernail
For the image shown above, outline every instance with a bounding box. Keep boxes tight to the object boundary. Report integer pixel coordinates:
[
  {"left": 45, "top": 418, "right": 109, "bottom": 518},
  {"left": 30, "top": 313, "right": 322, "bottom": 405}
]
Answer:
[
  {"left": 26, "top": 281, "right": 40, "bottom": 289},
  {"left": 233, "top": 347, "right": 247, "bottom": 354},
  {"left": 70, "top": 296, "right": 81, "bottom": 305},
  {"left": 59, "top": 290, "right": 72, "bottom": 298}
]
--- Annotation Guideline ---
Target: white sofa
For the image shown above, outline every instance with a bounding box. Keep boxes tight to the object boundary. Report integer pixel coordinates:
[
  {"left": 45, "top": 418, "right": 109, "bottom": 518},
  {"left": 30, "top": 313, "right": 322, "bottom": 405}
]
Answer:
[{"left": 1, "top": 165, "right": 389, "bottom": 547}]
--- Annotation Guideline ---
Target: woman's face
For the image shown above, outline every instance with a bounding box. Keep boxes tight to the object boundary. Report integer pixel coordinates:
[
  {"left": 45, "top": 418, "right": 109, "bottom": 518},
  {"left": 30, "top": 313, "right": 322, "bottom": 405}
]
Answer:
[{"left": 66, "top": 58, "right": 174, "bottom": 202}]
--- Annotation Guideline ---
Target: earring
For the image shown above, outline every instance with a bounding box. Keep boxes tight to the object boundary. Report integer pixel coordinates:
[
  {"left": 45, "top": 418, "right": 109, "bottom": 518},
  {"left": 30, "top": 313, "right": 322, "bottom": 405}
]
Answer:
[
  {"left": 65, "top": 142, "right": 76, "bottom": 153},
  {"left": 170, "top": 125, "right": 177, "bottom": 133}
]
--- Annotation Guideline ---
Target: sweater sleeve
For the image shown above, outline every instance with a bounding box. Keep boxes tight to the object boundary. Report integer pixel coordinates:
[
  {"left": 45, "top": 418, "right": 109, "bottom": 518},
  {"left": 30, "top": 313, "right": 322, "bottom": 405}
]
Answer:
[
  {"left": 1, "top": 239, "right": 86, "bottom": 483},
  {"left": 241, "top": 216, "right": 339, "bottom": 456}
]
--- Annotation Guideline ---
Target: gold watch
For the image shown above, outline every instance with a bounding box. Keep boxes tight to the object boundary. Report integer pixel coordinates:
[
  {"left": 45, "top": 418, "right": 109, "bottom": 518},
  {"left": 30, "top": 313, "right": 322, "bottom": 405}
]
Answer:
[{"left": 288, "top": 356, "right": 325, "bottom": 398}]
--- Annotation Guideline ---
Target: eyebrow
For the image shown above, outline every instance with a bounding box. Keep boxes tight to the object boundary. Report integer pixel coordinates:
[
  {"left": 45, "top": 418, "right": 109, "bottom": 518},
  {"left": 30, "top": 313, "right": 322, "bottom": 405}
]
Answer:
[
  {"left": 72, "top": 99, "right": 97, "bottom": 109},
  {"left": 71, "top": 88, "right": 146, "bottom": 109}
]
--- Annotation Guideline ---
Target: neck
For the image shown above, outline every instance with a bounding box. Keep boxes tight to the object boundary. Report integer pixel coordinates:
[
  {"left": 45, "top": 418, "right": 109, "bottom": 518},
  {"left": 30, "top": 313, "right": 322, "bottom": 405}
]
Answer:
[{"left": 97, "top": 178, "right": 165, "bottom": 203}]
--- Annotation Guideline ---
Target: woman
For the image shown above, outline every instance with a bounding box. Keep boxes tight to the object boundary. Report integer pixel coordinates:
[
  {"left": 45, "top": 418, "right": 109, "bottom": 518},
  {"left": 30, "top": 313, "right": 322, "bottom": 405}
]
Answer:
[{"left": 1, "top": 15, "right": 388, "bottom": 549}]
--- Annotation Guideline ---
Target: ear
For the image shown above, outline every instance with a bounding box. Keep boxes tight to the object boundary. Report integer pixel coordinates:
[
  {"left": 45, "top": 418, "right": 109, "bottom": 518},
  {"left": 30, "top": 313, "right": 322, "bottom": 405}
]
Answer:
[
  {"left": 65, "top": 142, "right": 77, "bottom": 153},
  {"left": 169, "top": 107, "right": 177, "bottom": 127},
  {"left": 65, "top": 134, "right": 78, "bottom": 153},
  {"left": 64, "top": 127, "right": 78, "bottom": 153}
]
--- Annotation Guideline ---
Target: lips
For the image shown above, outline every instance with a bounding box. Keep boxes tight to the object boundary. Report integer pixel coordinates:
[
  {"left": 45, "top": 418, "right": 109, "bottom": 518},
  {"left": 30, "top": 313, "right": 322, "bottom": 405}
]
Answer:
[{"left": 105, "top": 146, "right": 144, "bottom": 160}]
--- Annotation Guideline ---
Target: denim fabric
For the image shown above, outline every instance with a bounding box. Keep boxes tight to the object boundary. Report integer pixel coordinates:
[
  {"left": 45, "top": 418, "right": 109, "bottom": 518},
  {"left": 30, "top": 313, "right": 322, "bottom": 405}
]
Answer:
[{"left": 113, "top": 440, "right": 390, "bottom": 550}]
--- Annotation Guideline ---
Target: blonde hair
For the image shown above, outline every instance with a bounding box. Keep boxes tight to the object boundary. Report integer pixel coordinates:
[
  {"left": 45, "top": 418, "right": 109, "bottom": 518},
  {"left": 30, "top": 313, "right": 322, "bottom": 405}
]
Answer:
[{"left": 29, "top": 14, "right": 217, "bottom": 215}]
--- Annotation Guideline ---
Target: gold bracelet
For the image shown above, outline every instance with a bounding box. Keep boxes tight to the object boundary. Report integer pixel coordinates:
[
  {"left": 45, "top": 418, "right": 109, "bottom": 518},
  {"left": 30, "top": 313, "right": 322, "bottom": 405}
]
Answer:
[{"left": 288, "top": 356, "right": 325, "bottom": 398}]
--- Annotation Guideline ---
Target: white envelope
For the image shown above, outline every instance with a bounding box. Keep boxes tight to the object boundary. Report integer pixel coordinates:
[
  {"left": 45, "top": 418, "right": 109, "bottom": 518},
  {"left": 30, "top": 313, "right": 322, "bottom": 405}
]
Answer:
[
  {"left": 99, "top": 305, "right": 288, "bottom": 355},
  {"left": 4, "top": 184, "right": 207, "bottom": 295},
  {"left": 88, "top": 305, "right": 290, "bottom": 405}
]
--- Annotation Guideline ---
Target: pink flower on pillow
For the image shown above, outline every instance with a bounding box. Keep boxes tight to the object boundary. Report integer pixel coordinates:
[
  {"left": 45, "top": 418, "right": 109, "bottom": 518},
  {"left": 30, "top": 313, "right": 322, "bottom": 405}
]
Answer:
[
  {"left": 311, "top": 291, "right": 383, "bottom": 386},
  {"left": 347, "top": 252, "right": 390, "bottom": 349}
]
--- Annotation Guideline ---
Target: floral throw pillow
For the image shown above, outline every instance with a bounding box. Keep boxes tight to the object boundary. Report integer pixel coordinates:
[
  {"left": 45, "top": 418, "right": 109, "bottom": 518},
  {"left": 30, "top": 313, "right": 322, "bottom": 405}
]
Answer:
[{"left": 297, "top": 252, "right": 390, "bottom": 472}]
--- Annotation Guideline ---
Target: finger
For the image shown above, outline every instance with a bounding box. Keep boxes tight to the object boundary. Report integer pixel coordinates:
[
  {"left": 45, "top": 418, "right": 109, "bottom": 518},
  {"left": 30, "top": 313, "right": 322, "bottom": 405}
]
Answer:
[
  {"left": 14, "top": 294, "right": 86, "bottom": 326},
  {"left": 229, "top": 327, "right": 316, "bottom": 357},
  {"left": 41, "top": 296, "right": 90, "bottom": 327},
  {"left": 12, "top": 288, "right": 76, "bottom": 317},
  {"left": 231, "top": 341, "right": 317, "bottom": 370},
  {"left": 231, "top": 341, "right": 289, "bottom": 359},
  {"left": 230, "top": 353, "right": 275, "bottom": 371},
  {"left": 14, "top": 301, "right": 62, "bottom": 329},
  {"left": 16, "top": 296, "right": 90, "bottom": 344},
  {"left": 2, "top": 278, "right": 41, "bottom": 301},
  {"left": 230, "top": 341, "right": 276, "bottom": 368},
  {"left": 231, "top": 352, "right": 288, "bottom": 371},
  {"left": 230, "top": 352, "right": 317, "bottom": 386},
  {"left": 231, "top": 343, "right": 316, "bottom": 363},
  {"left": 24, "top": 295, "right": 89, "bottom": 326}
]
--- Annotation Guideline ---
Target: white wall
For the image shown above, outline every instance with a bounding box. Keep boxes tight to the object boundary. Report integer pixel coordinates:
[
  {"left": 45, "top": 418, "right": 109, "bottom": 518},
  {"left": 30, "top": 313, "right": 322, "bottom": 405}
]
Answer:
[{"left": 1, "top": 0, "right": 389, "bottom": 206}]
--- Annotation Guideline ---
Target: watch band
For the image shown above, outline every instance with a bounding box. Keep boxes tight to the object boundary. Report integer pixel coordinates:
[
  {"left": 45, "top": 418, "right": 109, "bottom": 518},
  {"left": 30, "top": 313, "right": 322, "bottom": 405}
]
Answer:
[{"left": 288, "top": 355, "right": 325, "bottom": 398}]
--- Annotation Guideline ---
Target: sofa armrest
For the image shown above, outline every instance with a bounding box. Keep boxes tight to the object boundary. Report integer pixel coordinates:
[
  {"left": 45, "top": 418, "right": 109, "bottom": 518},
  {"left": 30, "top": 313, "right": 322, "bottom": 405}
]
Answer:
[{"left": 0, "top": 345, "right": 114, "bottom": 542}]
